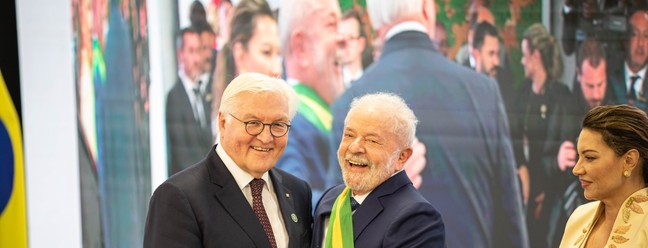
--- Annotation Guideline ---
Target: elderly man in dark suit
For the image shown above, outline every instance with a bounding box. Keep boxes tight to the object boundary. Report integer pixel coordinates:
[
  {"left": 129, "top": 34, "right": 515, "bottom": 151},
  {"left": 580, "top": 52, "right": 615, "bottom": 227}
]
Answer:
[
  {"left": 609, "top": 9, "right": 648, "bottom": 112},
  {"left": 145, "top": 72, "right": 312, "bottom": 248},
  {"left": 327, "top": 0, "right": 528, "bottom": 247},
  {"left": 313, "top": 93, "right": 445, "bottom": 247}
]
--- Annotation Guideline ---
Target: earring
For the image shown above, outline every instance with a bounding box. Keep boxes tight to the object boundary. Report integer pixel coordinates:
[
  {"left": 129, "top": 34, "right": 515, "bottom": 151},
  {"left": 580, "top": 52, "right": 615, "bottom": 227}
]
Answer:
[{"left": 623, "top": 170, "right": 631, "bottom": 177}]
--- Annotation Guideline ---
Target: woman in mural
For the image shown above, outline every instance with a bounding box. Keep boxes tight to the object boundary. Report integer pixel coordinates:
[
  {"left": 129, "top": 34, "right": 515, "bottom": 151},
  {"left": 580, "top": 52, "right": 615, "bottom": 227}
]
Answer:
[
  {"left": 211, "top": 0, "right": 282, "bottom": 136},
  {"left": 512, "top": 23, "right": 572, "bottom": 248}
]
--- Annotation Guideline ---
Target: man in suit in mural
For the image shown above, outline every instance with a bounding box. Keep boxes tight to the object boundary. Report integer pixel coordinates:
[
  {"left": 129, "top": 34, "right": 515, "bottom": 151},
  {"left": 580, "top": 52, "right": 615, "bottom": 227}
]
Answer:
[
  {"left": 471, "top": 21, "right": 516, "bottom": 115},
  {"left": 329, "top": 1, "right": 528, "bottom": 247},
  {"left": 166, "top": 27, "right": 214, "bottom": 176},
  {"left": 609, "top": 9, "right": 648, "bottom": 112},
  {"left": 145, "top": 73, "right": 312, "bottom": 248}
]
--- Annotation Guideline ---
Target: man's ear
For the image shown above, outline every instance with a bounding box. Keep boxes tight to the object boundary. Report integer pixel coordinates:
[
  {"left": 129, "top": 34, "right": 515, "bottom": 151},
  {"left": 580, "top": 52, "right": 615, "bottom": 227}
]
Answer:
[
  {"left": 422, "top": 0, "right": 437, "bottom": 37},
  {"left": 395, "top": 147, "right": 413, "bottom": 171},
  {"left": 218, "top": 112, "right": 227, "bottom": 140},
  {"left": 290, "top": 30, "right": 310, "bottom": 67}
]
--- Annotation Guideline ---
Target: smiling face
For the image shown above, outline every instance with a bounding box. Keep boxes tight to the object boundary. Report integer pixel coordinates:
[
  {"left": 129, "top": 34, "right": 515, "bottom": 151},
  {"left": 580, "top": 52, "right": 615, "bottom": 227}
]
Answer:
[
  {"left": 179, "top": 32, "right": 203, "bottom": 81},
  {"left": 573, "top": 128, "right": 625, "bottom": 201},
  {"left": 235, "top": 15, "right": 282, "bottom": 78},
  {"left": 304, "top": 0, "right": 343, "bottom": 103},
  {"left": 337, "top": 108, "right": 405, "bottom": 195},
  {"left": 218, "top": 91, "right": 290, "bottom": 178}
]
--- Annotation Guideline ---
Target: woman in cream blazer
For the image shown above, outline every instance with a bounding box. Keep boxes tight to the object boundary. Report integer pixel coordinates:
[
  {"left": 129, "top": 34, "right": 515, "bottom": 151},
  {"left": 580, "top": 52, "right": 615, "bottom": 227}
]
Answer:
[{"left": 560, "top": 105, "right": 648, "bottom": 248}]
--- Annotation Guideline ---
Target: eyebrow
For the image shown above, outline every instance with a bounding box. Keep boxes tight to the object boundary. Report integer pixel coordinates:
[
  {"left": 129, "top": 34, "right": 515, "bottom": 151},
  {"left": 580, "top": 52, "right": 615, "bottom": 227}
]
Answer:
[
  {"left": 241, "top": 114, "right": 288, "bottom": 122},
  {"left": 579, "top": 149, "right": 598, "bottom": 154}
]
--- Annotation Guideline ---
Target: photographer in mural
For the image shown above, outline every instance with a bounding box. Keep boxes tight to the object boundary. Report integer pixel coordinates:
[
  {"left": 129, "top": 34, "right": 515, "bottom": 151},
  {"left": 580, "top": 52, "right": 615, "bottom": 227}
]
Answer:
[{"left": 561, "top": 0, "right": 635, "bottom": 66}]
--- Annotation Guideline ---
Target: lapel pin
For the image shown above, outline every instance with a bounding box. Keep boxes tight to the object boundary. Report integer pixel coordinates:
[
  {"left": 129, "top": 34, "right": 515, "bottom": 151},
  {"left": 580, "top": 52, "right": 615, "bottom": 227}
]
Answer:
[
  {"left": 285, "top": 193, "right": 290, "bottom": 198},
  {"left": 291, "top": 213, "right": 298, "bottom": 223}
]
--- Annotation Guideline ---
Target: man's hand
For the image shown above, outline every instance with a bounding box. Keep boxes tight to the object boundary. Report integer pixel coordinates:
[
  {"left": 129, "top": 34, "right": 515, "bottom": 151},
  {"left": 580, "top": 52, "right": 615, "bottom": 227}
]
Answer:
[
  {"left": 557, "top": 140, "right": 577, "bottom": 171},
  {"left": 404, "top": 138, "right": 426, "bottom": 189}
]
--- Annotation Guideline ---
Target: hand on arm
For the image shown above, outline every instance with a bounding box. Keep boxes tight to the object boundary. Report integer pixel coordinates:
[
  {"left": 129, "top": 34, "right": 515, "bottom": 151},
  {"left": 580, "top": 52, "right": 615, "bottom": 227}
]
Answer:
[{"left": 404, "top": 138, "right": 426, "bottom": 189}]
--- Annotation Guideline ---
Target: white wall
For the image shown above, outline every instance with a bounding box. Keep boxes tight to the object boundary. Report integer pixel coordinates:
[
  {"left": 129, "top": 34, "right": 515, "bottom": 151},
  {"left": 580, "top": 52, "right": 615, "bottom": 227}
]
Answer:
[{"left": 16, "top": 0, "right": 82, "bottom": 247}]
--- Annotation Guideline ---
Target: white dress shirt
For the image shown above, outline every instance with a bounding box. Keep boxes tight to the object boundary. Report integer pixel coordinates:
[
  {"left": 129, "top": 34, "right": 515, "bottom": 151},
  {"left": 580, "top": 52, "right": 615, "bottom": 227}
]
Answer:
[
  {"left": 178, "top": 70, "right": 207, "bottom": 127},
  {"left": 625, "top": 63, "right": 647, "bottom": 98},
  {"left": 216, "top": 145, "right": 288, "bottom": 248}
]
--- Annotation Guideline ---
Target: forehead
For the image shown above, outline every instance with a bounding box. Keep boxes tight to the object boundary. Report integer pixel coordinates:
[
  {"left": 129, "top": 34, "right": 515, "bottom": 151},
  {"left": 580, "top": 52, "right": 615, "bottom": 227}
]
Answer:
[
  {"left": 581, "top": 60, "right": 607, "bottom": 78},
  {"left": 631, "top": 11, "right": 648, "bottom": 28},
  {"left": 340, "top": 17, "right": 360, "bottom": 31},
  {"left": 578, "top": 129, "right": 605, "bottom": 150},
  {"left": 235, "top": 91, "right": 288, "bottom": 114},
  {"left": 346, "top": 109, "right": 391, "bottom": 135},
  {"left": 183, "top": 33, "right": 200, "bottom": 45},
  {"left": 252, "top": 16, "right": 278, "bottom": 35},
  {"left": 310, "top": 0, "right": 341, "bottom": 20},
  {"left": 483, "top": 35, "right": 499, "bottom": 47}
]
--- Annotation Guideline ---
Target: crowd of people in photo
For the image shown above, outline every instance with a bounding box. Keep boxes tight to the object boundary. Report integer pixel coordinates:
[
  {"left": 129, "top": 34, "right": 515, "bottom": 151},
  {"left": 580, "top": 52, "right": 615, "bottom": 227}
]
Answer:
[{"left": 158, "top": 0, "right": 648, "bottom": 247}]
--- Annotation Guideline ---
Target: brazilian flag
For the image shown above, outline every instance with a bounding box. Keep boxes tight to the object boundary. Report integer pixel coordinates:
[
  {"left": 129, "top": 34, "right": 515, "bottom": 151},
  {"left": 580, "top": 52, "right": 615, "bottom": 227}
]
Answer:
[{"left": 0, "top": 70, "right": 27, "bottom": 247}]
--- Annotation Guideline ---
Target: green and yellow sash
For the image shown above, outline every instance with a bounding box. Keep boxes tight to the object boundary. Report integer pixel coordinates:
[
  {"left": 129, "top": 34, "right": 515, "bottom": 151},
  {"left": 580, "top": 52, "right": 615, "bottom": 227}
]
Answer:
[
  {"left": 325, "top": 187, "right": 354, "bottom": 248},
  {"left": 292, "top": 83, "right": 331, "bottom": 134}
]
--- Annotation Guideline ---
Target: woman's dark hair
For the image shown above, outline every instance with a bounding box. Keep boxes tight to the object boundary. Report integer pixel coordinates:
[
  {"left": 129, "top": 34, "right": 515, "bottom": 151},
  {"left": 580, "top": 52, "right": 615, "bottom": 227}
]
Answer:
[
  {"left": 213, "top": 0, "right": 274, "bottom": 104},
  {"left": 582, "top": 104, "right": 648, "bottom": 183}
]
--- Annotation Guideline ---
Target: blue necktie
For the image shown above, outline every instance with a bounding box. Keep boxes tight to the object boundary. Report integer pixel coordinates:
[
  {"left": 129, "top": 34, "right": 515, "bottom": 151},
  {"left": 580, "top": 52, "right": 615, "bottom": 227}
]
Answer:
[
  {"left": 629, "top": 75, "right": 640, "bottom": 101},
  {"left": 350, "top": 197, "right": 360, "bottom": 211}
]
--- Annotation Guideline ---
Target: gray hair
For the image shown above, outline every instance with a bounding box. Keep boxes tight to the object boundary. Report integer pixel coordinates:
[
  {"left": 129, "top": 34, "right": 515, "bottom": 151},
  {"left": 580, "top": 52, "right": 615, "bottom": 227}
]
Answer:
[
  {"left": 219, "top": 72, "right": 299, "bottom": 119},
  {"left": 278, "top": 0, "right": 315, "bottom": 56},
  {"left": 366, "top": 0, "right": 423, "bottom": 30},
  {"left": 347, "top": 92, "right": 418, "bottom": 146}
]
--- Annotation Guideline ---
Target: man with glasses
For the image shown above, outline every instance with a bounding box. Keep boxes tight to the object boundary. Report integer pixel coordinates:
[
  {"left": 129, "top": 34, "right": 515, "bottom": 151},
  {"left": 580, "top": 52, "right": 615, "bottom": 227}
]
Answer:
[
  {"left": 339, "top": 9, "right": 371, "bottom": 88},
  {"left": 145, "top": 72, "right": 313, "bottom": 248}
]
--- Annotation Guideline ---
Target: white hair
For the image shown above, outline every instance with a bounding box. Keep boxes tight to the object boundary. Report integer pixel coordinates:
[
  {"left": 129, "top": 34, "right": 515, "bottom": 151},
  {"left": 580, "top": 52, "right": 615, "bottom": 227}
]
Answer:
[
  {"left": 347, "top": 92, "right": 418, "bottom": 146},
  {"left": 366, "top": 0, "right": 423, "bottom": 30},
  {"left": 219, "top": 72, "right": 299, "bottom": 119},
  {"left": 278, "top": 0, "right": 316, "bottom": 56}
]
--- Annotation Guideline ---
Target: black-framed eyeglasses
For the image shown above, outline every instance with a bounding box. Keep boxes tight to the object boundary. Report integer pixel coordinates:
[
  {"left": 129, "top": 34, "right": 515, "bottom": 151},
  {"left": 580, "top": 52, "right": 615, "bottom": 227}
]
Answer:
[{"left": 228, "top": 113, "right": 291, "bottom": 137}]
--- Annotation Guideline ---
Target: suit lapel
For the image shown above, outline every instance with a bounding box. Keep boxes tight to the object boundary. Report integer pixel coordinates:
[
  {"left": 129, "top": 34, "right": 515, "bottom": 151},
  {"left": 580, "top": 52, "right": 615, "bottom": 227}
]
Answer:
[
  {"left": 207, "top": 146, "right": 271, "bottom": 248},
  {"left": 270, "top": 170, "right": 299, "bottom": 248},
  {"left": 352, "top": 171, "right": 410, "bottom": 241}
]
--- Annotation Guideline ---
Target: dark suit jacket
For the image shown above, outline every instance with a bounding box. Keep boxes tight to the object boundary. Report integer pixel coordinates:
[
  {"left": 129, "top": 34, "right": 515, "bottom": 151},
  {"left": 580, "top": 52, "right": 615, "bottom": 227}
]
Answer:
[
  {"left": 144, "top": 145, "right": 313, "bottom": 248},
  {"left": 609, "top": 64, "right": 648, "bottom": 111},
  {"left": 313, "top": 171, "right": 445, "bottom": 247},
  {"left": 328, "top": 30, "right": 528, "bottom": 247},
  {"left": 165, "top": 79, "right": 213, "bottom": 176}
]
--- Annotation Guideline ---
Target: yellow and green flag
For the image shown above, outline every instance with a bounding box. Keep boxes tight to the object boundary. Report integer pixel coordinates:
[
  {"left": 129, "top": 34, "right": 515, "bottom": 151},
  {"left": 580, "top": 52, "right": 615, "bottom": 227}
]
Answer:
[
  {"left": 0, "top": 70, "right": 28, "bottom": 248},
  {"left": 325, "top": 187, "right": 354, "bottom": 248}
]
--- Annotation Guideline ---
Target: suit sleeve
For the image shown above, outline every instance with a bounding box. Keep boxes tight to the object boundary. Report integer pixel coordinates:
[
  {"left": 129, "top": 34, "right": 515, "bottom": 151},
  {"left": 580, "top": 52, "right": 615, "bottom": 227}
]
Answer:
[
  {"left": 383, "top": 202, "right": 446, "bottom": 248},
  {"left": 144, "top": 182, "right": 201, "bottom": 248}
]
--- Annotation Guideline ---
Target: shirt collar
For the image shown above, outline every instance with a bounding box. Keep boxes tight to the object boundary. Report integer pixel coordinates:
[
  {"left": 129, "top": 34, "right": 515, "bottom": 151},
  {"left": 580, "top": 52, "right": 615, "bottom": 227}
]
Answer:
[
  {"left": 385, "top": 21, "right": 428, "bottom": 42},
  {"left": 178, "top": 69, "right": 204, "bottom": 100},
  {"left": 625, "top": 63, "right": 648, "bottom": 84},
  {"left": 351, "top": 169, "right": 404, "bottom": 205},
  {"left": 216, "top": 145, "right": 271, "bottom": 191},
  {"left": 623, "top": 63, "right": 648, "bottom": 92}
]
